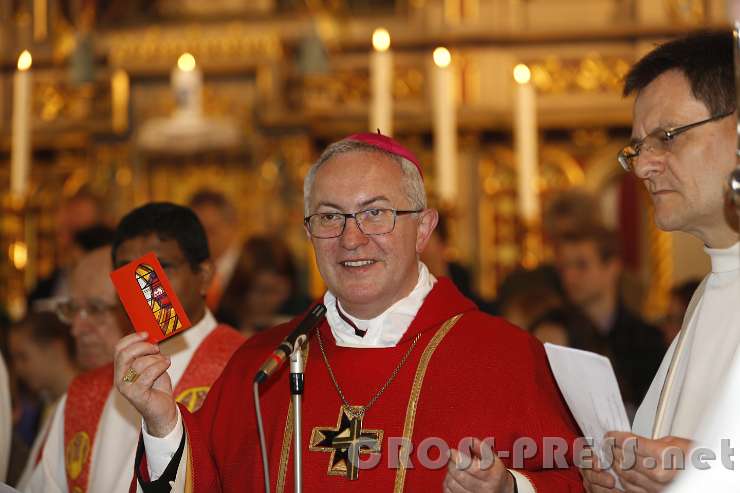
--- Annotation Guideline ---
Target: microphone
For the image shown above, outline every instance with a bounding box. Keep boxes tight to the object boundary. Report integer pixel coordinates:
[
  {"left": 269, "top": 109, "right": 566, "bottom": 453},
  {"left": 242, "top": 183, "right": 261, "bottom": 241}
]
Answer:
[{"left": 254, "top": 303, "right": 327, "bottom": 384}]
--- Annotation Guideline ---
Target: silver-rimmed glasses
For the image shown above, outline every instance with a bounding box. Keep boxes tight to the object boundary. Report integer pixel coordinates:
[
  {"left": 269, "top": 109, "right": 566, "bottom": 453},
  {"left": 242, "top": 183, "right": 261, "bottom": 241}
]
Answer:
[
  {"left": 617, "top": 111, "right": 734, "bottom": 172},
  {"left": 56, "top": 299, "right": 118, "bottom": 324},
  {"left": 304, "top": 208, "right": 422, "bottom": 239}
]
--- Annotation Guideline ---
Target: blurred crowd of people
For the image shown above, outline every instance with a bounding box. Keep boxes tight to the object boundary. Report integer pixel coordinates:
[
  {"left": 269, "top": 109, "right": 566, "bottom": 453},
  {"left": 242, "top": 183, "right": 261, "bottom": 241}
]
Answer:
[{"left": 0, "top": 184, "right": 698, "bottom": 488}]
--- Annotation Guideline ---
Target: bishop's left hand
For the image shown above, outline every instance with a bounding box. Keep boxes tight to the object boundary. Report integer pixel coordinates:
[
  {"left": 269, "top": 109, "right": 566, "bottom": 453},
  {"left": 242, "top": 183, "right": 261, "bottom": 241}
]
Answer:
[
  {"left": 608, "top": 431, "right": 692, "bottom": 493},
  {"left": 443, "top": 438, "right": 515, "bottom": 493}
]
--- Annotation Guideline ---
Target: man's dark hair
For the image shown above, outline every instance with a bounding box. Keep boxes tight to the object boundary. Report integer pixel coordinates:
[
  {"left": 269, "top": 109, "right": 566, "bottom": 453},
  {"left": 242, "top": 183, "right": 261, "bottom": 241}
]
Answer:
[
  {"left": 623, "top": 30, "right": 735, "bottom": 115},
  {"left": 111, "top": 202, "right": 210, "bottom": 270},
  {"left": 73, "top": 224, "right": 115, "bottom": 252},
  {"left": 558, "top": 225, "right": 620, "bottom": 263}
]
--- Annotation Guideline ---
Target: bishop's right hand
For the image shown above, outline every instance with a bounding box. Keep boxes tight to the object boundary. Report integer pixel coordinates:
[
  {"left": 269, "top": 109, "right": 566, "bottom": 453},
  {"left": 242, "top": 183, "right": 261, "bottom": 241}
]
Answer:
[{"left": 114, "top": 332, "right": 179, "bottom": 437}]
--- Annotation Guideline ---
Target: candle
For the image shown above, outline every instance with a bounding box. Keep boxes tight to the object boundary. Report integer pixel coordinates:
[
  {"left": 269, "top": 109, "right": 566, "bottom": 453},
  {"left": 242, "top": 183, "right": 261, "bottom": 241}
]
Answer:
[
  {"left": 513, "top": 63, "right": 540, "bottom": 223},
  {"left": 370, "top": 28, "right": 393, "bottom": 136},
  {"left": 432, "top": 47, "right": 457, "bottom": 204},
  {"left": 12, "top": 50, "right": 32, "bottom": 198},
  {"left": 171, "top": 52, "right": 202, "bottom": 120}
]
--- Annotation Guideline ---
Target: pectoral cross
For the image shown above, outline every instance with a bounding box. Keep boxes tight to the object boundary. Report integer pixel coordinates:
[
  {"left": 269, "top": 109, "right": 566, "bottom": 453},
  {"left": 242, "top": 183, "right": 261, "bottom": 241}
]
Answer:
[{"left": 309, "top": 406, "right": 383, "bottom": 480}]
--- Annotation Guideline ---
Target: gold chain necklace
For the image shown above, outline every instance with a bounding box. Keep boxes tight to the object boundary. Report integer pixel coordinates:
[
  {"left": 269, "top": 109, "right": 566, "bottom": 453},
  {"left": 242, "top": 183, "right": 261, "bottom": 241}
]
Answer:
[{"left": 316, "top": 329, "right": 422, "bottom": 420}]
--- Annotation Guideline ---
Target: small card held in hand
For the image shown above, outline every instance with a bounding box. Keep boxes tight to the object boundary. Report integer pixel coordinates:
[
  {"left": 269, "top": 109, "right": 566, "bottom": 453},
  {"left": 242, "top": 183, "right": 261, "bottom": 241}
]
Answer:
[{"left": 110, "top": 252, "right": 192, "bottom": 344}]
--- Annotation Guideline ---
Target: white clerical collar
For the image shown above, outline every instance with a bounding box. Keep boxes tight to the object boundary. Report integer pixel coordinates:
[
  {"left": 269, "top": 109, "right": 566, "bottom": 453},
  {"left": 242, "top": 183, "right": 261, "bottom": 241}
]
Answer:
[
  {"left": 324, "top": 262, "right": 437, "bottom": 348},
  {"left": 705, "top": 242, "right": 740, "bottom": 274}
]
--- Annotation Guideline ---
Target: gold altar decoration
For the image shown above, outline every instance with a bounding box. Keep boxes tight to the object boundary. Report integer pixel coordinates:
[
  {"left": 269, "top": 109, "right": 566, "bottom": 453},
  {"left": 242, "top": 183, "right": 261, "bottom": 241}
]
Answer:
[
  {"left": 477, "top": 146, "right": 519, "bottom": 299},
  {"left": 0, "top": 0, "right": 719, "bottom": 316},
  {"left": 529, "top": 54, "right": 631, "bottom": 95},
  {"left": 644, "top": 203, "right": 674, "bottom": 320},
  {"left": 104, "top": 25, "right": 283, "bottom": 72}
]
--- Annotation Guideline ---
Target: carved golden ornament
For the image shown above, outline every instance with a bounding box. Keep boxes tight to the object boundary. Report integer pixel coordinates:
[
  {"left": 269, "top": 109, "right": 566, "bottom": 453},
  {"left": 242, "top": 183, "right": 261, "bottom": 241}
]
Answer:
[
  {"left": 301, "top": 67, "right": 425, "bottom": 110},
  {"left": 32, "top": 81, "right": 96, "bottom": 124},
  {"left": 105, "top": 25, "right": 282, "bottom": 70},
  {"left": 666, "top": 0, "right": 705, "bottom": 24},
  {"left": 645, "top": 205, "right": 673, "bottom": 320},
  {"left": 539, "top": 146, "right": 585, "bottom": 190},
  {"left": 529, "top": 55, "right": 631, "bottom": 94}
]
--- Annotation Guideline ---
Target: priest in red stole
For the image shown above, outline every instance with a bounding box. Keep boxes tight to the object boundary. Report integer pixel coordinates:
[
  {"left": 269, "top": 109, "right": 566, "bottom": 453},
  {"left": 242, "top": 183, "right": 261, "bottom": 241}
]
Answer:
[
  {"left": 115, "top": 134, "right": 584, "bottom": 493},
  {"left": 25, "top": 203, "right": 245, "bottom": 493}
]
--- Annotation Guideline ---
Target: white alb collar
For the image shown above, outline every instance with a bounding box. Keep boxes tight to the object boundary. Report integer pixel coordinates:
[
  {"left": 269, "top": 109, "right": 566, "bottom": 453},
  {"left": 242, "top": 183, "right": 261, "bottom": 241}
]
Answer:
[
  {"left": 324, "top": 262, "right": 437, "bottom": 348},
  {"left": 705, "top": 242, "right": 740, "bottom": 274}
]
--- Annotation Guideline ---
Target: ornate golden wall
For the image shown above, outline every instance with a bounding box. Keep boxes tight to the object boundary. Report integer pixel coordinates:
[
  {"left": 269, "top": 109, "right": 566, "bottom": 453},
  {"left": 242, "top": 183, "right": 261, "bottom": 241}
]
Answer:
[{"left": 0, "top": 0, "right": 726, "bottom": 316}]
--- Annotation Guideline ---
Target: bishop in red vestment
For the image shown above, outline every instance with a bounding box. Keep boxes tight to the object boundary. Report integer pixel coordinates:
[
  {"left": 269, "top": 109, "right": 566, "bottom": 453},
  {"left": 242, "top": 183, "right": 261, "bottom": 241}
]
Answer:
[
  {"left": 138, "top": 277, "right": 582, "bottom": 492},
  {"left": 115, "top": 133, "right": 583, "bottom": 493}
]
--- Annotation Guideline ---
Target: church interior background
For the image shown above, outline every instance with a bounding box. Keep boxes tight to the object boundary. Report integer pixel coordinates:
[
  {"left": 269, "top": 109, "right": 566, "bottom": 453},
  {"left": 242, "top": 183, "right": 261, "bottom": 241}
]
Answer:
[{"left": 0, "top": 0, "right": 723, "bottom": 321}]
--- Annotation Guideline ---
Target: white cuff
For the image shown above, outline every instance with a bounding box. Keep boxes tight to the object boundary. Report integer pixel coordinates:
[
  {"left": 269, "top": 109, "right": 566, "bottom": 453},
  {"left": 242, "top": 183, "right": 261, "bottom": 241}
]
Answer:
[
  {"left": 142, "top": 408, "right": 184, "bottom": 481},
  {"left": 509, "top": 469, "right": 535, "bottom": 493}
]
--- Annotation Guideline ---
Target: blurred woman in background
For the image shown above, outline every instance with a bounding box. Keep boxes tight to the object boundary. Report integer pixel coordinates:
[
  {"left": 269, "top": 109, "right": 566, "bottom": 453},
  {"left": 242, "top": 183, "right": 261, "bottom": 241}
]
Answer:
[
  {"left": 8, "top": 312, "right": 78, "bottom": 488},
  {"left": 217, "top": 236, "right": 311, "bottom": 336}
]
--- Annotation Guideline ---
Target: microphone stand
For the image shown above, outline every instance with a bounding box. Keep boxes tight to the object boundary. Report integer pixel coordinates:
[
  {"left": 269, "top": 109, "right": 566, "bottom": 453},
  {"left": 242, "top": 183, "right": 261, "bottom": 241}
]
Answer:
[
  {"left": 289, "top": 335, "right": 308, "bottom": 493},
  {"left": 254, "top": 304, "right": 326, "bottom": 493}
]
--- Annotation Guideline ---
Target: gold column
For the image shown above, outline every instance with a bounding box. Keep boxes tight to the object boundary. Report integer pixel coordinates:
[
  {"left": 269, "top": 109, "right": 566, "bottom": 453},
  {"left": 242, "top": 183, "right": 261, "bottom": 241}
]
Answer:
[
  {"left": 111, "top": 69, "right": 130, "bottom": 134},
  {"left": 33, "top": 0, "right": 47, "bottom": 41},
  {"left": 644, "top": 207, "right": 673, "bottom": 320}
]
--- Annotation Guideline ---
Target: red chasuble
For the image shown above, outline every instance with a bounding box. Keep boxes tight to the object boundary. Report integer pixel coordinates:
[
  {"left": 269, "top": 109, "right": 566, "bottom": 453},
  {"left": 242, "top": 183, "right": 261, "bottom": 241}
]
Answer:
[
  {"left": 63, "top": 324, "right": 244, "bottom": 493},
  {"left": 166, "top": 279, "right": 583, "bottom": 492}
]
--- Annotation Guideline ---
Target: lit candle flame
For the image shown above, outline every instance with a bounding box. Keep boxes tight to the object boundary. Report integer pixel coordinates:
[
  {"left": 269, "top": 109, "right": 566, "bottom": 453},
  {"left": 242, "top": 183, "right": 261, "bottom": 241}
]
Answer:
[
  {"left": 513, "top": 64, "right": 531, "bottom": 84},
  {"left": 177, "top": 53, "right": 196, "bottom": 72},
  {"left": 372, "top": 28, "right": 391, "bottom": 52},
  {"left": 433, "top": 47, "right": 451, "bottom": 68},
  {"left": 17, "top": 51, "right": 32, "bottom": 71},
  {"left": 9, "top": 241, "right": 28, "bottom": 270}
]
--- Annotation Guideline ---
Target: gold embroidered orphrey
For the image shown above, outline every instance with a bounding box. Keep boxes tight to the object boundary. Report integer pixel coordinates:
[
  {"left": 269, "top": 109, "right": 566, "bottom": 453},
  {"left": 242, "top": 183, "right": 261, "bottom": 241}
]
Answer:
[
  {"left": 278, "top": 314, "right": 462, "bottom": 490},
  {"left": 309, "top": 405, "right": 383, "bottom": 480},
  {"left": 65, "top": 431, "right": 91, "bottom": 480},
  {"left": 176, "top": 385, "right": 210, "bottom": 413}
]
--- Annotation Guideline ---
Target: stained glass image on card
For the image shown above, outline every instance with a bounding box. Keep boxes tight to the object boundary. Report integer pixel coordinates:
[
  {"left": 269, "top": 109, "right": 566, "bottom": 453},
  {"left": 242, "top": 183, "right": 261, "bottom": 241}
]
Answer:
[
  {"left": 135, "top": 263, "right": 183, "bottom": 337},
  {"left": 110, "top": 252, "right": 191, "bottom": 344}
]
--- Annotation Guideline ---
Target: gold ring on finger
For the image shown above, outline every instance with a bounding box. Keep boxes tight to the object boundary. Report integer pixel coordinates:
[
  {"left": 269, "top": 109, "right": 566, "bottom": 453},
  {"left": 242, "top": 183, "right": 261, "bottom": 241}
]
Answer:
[{"left": 122, "top": 367, "right": 139, "bottom": 384}]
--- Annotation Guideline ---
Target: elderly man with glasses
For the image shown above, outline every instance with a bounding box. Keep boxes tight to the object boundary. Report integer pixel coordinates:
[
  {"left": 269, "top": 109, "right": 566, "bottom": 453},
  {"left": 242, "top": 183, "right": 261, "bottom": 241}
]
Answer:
[
  {"left": 581, "top": 31, "right": 740, "bottom": 493},
  {"left": 25, "top": 204, "right": 244, "bottom": 493},
  {"left": 114, "top": 133, "right": 582, "bottom": 493}
]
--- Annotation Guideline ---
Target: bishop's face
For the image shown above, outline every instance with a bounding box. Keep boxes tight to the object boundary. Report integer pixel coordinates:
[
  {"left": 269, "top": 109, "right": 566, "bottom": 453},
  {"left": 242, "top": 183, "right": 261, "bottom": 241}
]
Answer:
[
  {"left": 631, "top": 69, "right": 736, "bottom": 247},
  {"left": 306, "top": 151, "right": 436, "bottom": 319}
]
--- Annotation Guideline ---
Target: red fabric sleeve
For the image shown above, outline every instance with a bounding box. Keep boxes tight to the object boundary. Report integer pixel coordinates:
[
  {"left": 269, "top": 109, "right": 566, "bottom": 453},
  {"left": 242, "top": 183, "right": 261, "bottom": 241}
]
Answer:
[{"left": 514, "top": 335, "right": 584, "bottom": 492}]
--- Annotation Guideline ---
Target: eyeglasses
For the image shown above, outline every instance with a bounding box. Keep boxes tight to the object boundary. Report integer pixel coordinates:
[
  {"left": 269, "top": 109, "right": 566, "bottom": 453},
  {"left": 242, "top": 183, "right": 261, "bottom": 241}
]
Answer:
[
  {"left": 56, "top": 299, "right": 118, "bottom": 324},
  {"left": 617, "top": 111, "right": 734, "bottom": 172},
  {"left": 304, "top": 208, "right": 422, "bottom": 239}
]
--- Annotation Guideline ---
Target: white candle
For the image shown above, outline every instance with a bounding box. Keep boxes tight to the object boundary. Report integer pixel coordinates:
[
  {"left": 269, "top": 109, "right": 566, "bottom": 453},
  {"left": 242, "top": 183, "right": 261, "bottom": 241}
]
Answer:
[
  {"left": 432, "top": 47, "right": 457, "bottom": 204},
  {"left": 513, "top": 63, "right": 540, "bottom": 223},
  {"left": 370, "top": 28, "right": 393, "bottom": 136},
  {"left": 12, "top": 50, "right": 32, "bottom": 198},
  {"left": 171, "top": 52, "right": 202, "bottom": 120}
]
